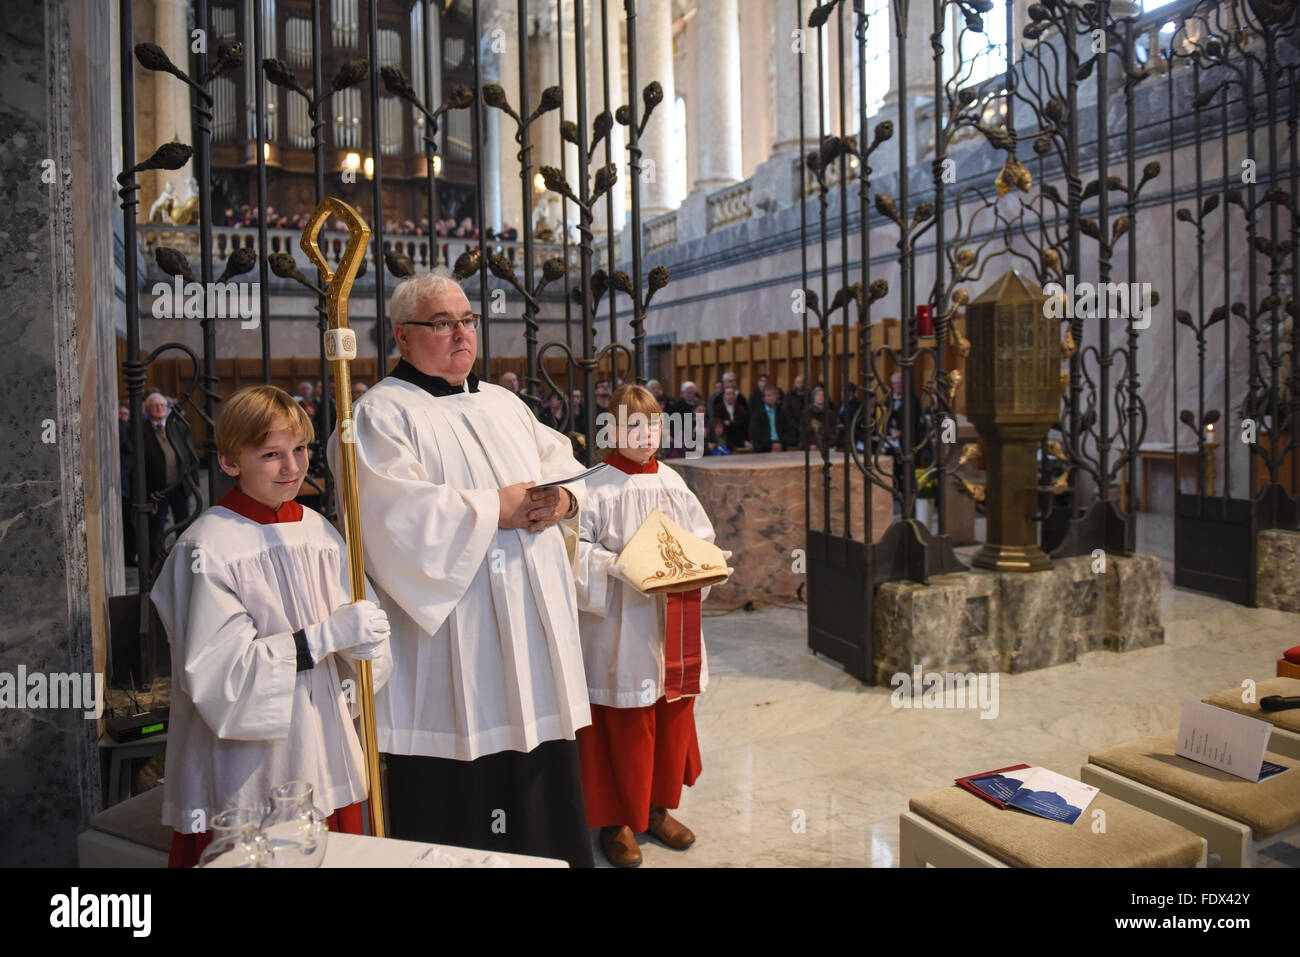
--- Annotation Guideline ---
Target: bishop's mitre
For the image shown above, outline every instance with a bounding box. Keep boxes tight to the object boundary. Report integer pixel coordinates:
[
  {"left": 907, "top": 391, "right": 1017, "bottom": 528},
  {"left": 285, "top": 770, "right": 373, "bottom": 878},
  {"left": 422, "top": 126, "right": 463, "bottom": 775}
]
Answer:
[{"left": 615, "top": 508, "right": 732, "bottom": 595}]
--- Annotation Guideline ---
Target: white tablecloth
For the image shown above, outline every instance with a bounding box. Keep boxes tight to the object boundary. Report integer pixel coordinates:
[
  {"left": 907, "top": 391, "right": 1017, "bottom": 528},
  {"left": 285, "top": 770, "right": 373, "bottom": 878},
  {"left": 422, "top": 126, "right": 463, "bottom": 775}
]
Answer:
[{"left": 321, "top": 832, "right": 568, "bottom": 868}]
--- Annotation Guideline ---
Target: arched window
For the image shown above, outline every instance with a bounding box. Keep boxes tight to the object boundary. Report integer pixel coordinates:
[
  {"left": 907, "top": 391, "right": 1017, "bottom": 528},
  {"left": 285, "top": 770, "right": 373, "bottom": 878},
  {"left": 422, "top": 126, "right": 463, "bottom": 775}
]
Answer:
[
  {"left": 957, "top": 0, "right": 1010, "bottom": 88},
  {"left": 857, "top": 0, "right": 891, "bottom": 120},
  {"left": 671, "top": 95, "right": 687, "bottom": 207}
]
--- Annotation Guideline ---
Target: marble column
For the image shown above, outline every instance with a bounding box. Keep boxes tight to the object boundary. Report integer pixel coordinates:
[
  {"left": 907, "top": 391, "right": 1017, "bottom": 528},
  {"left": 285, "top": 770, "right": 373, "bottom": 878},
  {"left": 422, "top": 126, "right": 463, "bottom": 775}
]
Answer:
[
  {"left": 692, "top": 0, "right": 742, "bottom": 193},
  {"left": 637, "top": 0, "right": 676, "bottom": 216},
  {"left": 739, "top": 0, "right": 770, "bottom": 175},
  {"left": 494, "top": 4, "right": 524, "bottom": 236},
  {"left": 556, "top": 13, "right": 581, "bottom": 240},
  {"left": 830, "top": 0, "right": 859, "bottom": 140},
  {"left": 768, "top": 0, "right": 819, "bottom": 155},
  {"left": 586, "top": 0, "right": 626, "bottom": 242},
  {"left": 481, "top": 14, "right": 503, "bottom": 236},
  {"left": 152, "top": 0, "right": 193, "bottom": 206},
  {"left": 1, "top": 0, "right": 112, "bottom": 864}
]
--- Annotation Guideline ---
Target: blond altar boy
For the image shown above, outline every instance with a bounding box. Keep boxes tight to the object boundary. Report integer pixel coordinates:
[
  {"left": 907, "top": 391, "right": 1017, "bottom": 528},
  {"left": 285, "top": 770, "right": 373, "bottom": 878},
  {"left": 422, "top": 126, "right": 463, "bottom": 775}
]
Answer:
[{"left": 151, "top": 386, "right": 391, "bottom": 867}]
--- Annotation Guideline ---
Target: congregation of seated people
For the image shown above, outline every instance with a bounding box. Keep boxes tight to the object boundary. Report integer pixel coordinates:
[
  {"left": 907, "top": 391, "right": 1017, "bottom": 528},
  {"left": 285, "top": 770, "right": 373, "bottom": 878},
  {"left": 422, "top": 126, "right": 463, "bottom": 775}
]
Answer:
[{"left": 495, "top": 367, "right": 922, "bottom": 458}]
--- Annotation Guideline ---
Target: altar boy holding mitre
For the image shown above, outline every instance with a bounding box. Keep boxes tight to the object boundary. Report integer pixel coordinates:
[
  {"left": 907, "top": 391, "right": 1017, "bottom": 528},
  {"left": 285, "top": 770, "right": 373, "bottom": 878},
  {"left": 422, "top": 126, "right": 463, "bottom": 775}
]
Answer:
[{"left": 574, "top": 383, "right": 731, "bottom": 867}]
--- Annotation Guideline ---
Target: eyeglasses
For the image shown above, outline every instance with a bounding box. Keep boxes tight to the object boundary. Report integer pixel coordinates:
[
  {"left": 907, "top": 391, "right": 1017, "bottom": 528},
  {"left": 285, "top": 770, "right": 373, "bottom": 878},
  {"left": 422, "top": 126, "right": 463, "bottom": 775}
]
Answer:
[{"left": 402, "top": 314, "right": 481, "bottom": 335}]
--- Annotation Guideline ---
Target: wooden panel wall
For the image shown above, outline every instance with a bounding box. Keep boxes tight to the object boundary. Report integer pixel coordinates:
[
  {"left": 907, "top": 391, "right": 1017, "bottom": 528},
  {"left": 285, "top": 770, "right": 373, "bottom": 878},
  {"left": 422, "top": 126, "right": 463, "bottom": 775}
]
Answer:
[
  {"left": 670, "top": 318, "right": 969, "bottom": 412},
  {"left": 118, "top": 316, "right": 970, "bottom": 451}
]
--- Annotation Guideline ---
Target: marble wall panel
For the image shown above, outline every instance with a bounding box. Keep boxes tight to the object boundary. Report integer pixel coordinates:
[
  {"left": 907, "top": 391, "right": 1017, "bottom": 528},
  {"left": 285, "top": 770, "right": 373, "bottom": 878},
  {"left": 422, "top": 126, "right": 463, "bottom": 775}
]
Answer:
[
  {"left": 998, "top": 567, "right": 1076, "bottom": 673},
  {"left": 0, "top": 0, "right": 106, "bottom": 865},
  {"left": 1104, "top": 553, "right": 1165, "bottom": 652},
  {"left": 872, "top": 569, "right": 1002, "bottom": 686},
  {"left": 1256, "top": 529, "right": 1300, "bottom": 614},
  {"left": 1058, "top": 556, "right": 1104, "bottom": 656},
  {"left": 672, "top": 451, "right": 893, "bottom": 609}
]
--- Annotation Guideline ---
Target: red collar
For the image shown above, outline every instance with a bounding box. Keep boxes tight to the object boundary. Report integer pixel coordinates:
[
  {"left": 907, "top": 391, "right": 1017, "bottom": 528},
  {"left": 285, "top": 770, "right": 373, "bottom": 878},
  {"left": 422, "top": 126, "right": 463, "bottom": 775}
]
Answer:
[
  {"left": 218, "top": 486, "right": 304, "bottom": 524},
  {"left": 604, "top": 451, "right": 659, "bottom": 475}
]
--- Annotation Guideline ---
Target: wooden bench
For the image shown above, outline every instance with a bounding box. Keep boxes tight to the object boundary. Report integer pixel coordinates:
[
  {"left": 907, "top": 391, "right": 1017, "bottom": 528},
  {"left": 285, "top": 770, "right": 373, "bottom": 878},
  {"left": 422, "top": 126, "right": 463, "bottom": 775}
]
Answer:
[
  {"left": 900, "top": 774, "right": 1206, "bottom": 868},
  {"left": 1201, "top": 677, "right": 1300, "bottom": 761},
  {"left": 1083, "top": 729, "right": 1300, "bottom": 867}
]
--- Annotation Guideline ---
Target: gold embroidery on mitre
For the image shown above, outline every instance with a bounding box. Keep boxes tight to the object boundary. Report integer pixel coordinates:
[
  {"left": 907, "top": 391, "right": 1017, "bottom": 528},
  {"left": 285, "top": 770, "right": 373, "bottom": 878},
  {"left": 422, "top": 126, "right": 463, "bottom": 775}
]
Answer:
[{"left": 640, "top": 520, "right": 726, "bottom": 588}]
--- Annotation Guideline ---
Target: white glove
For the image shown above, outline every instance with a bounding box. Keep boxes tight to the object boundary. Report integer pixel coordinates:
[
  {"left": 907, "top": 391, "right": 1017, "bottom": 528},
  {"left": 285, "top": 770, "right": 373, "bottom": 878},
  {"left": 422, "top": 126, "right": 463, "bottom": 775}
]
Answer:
[{"left": 305, "top": 600, "right": 390, "bottom": 662}]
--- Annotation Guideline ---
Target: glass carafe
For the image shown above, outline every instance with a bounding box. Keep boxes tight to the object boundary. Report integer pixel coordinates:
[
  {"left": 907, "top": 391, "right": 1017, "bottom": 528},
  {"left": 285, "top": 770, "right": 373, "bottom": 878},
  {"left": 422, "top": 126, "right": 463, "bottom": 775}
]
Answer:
[
  {"left": 260, "top": 781, "right": 329, "bottom": 868},
  {"left": 197, "top": 807, "right": 272, "bottom": 868}
]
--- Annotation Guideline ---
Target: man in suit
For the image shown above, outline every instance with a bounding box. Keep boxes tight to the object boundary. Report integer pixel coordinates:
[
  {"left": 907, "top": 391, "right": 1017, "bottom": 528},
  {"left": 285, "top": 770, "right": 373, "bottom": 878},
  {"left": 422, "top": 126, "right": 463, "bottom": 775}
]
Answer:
[
  {"left": 141, "top": 392, "right": 198, "bottom": 568},
  {"left": 748, "top": 374, "right": 770, "bottom": 416},
  {"left": 884, "top": 372, "right": 923, "bottom": 454},
  {"left": 780, "top": 375, "right": 806, "bottom": 438},
  {"left": 709, "top": 383, "right": 749, "bottom": 451},
  {"left": 748, "top": 385, "right": 786, "bottom": 453}
]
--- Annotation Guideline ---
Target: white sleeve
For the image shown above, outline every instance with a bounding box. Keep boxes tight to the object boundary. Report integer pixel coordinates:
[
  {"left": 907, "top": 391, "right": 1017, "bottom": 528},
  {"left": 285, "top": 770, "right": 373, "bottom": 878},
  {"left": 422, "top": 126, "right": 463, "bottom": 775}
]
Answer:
[
  {"left": 329, "top": 401, "right": 500, "bottom": 639},
  {"left": 330, "top": 572, "right": 394, "bottom": 708},
  {"left": 150, "top": 543, "right": 297, "bottom": 741},
  {"left": 574, "top": 490, "right": 619, "bottom": 616}
]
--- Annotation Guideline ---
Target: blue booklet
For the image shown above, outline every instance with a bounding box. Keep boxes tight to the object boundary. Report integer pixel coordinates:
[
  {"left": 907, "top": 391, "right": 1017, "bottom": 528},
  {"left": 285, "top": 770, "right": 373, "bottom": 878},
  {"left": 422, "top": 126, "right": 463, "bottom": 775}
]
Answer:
[
  {"left": 1259, "top": 760, "right": 1288, "bottom": 781},
  {"left": 966, "top": 766, "right": 1099, "bottom": 825}
]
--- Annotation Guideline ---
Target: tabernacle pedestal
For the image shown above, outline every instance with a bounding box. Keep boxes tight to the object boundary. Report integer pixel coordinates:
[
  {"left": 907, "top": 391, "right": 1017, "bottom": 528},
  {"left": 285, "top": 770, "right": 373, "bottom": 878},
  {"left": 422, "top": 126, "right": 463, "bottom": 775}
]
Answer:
[
  {"left": 872, "top": 553, "right": 1164, "bottom": 683},
  {"left": 1257, "top": 529, "right": 1300, "bottom": 612}
]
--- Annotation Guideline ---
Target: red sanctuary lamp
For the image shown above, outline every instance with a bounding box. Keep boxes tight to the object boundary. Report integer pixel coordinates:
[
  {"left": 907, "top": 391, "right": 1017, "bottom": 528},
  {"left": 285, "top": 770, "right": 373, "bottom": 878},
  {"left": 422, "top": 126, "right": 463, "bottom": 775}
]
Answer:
[{"left": 915, "top": 304, "right": 935, "bottom": 336}]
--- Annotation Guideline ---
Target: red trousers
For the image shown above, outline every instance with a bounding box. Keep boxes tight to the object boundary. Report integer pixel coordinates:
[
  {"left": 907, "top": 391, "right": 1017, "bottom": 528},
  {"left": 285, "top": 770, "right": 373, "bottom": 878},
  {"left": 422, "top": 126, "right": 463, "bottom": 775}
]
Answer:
[
  {"left": 576, "top": 697, "right": 702, "bottom": 832},
  {"left": 167, "top": 801, "right": 364, "bottom": 868}
]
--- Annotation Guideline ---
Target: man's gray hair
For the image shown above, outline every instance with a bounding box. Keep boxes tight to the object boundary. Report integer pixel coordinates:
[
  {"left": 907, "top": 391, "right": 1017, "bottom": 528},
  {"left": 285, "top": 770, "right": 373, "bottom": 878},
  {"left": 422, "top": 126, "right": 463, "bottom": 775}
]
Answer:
[
  {"left": 681, "top": 380, "right": 697, "bottom": 394},
  {"left": 389, "top": 270, "right": 463, "bottom": 327}
]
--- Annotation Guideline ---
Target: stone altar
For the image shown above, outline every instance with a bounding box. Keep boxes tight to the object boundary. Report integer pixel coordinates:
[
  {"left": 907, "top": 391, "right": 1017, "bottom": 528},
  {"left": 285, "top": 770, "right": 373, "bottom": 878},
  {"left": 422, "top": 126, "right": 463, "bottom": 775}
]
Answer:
[{"left": 670, "top": 451, "right": 894, "bottom": 610}]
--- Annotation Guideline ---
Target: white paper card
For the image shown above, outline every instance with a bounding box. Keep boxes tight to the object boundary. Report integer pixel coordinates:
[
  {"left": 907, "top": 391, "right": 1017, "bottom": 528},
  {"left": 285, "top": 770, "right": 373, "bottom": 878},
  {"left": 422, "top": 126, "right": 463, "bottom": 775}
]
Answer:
[
  {"left": 1176, "top": 701, "right": 1273, "bottom": 782},
  {"left": 534, "top": 463, "right": 609, "bottom": 488}
]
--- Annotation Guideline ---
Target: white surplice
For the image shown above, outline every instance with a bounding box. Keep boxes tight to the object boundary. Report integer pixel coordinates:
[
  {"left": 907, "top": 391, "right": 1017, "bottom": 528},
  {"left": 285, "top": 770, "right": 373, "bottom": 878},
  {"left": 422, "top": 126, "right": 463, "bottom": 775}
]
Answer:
[
  {"left": 573, "top": 462, "right": 716, "bottom": 708},
  {"left": 150, "top": 507, "right": 393, "bottom": 832},
  {"left": 327, "top": 377, "right": 591, "bottom": 761}
]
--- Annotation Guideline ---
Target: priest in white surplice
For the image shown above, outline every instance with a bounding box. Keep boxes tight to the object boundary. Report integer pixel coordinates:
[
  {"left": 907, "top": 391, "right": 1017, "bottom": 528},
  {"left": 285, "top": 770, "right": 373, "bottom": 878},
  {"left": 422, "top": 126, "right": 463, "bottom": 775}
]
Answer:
[{"left": 327, "top": 273, "right": 593, "bottom": 866}]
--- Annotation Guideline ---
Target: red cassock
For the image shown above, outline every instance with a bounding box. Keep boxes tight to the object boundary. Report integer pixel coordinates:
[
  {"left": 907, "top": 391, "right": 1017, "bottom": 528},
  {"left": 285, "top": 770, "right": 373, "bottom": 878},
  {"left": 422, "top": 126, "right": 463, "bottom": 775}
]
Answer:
[
  {"left": 165, "top": 487, "right": 365, "bottom": 868},
  {"left": 577, "top": 698, "right": 702, "bottom": 832},
  {"left": 575, "top": 451, "right": 704, "bottom": 832}
]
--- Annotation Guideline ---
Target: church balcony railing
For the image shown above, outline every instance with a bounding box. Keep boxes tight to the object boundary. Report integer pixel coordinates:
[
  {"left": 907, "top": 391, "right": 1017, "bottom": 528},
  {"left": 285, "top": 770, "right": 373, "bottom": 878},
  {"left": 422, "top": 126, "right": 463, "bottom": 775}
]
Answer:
[
  {"left": 136, "top": 223, "right": 576, "bottom": 277},
  {"left": 707, "top": 182, "right": 754, "bottom": 232},
  {"left": 644, "top": 211, "right": 678, "bottom": 251}
]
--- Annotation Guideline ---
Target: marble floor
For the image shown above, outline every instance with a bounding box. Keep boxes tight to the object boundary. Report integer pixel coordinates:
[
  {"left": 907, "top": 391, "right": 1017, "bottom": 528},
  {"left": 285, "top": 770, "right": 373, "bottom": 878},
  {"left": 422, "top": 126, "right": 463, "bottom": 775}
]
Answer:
[{"left": 593, "top": 549, "right": 1300, "bottom": 868}]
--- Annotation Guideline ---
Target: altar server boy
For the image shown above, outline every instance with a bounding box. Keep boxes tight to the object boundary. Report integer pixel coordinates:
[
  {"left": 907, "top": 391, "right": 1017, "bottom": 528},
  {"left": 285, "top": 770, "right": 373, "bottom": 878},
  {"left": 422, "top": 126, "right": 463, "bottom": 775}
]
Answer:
[
  {"left": 151, "top": 386, "right": 392, "bottom": 867},
  {"left": 574, "top": 384, "right": 724, "bottom": 867}
]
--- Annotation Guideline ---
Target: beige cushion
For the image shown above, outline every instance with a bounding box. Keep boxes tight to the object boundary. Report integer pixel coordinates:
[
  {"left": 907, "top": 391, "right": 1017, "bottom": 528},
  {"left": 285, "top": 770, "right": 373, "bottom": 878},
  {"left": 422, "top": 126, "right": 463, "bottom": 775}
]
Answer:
[
  {"left": 1202, "top": 677, "right": 1300, "bottom": 734},
  {"left": 1089, "top": 730, "right": 1300, "bottom": 840},
  {"left": 909, "top": 775, "right": 1204, "bottom": 867},
  {"left": 87, "top": 785, "right": 171, "bottom": 852}
]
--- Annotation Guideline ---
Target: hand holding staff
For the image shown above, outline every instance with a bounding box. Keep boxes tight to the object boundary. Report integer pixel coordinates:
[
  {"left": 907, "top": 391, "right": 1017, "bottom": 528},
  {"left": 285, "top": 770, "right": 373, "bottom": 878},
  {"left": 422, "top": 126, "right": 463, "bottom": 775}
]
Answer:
[{"left": 300, "top": 197, "right": 386, "bottom": 837}]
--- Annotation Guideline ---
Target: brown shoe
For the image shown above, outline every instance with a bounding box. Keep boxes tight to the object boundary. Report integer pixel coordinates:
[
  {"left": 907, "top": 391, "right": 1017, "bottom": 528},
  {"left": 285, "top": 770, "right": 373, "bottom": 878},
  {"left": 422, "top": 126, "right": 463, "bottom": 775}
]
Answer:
[
  {"left": 647, "top": 805, "right": 695, "bottom": 850},
  {"left": 599, "top": 825, "right": 643, "bottom": 867}
]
